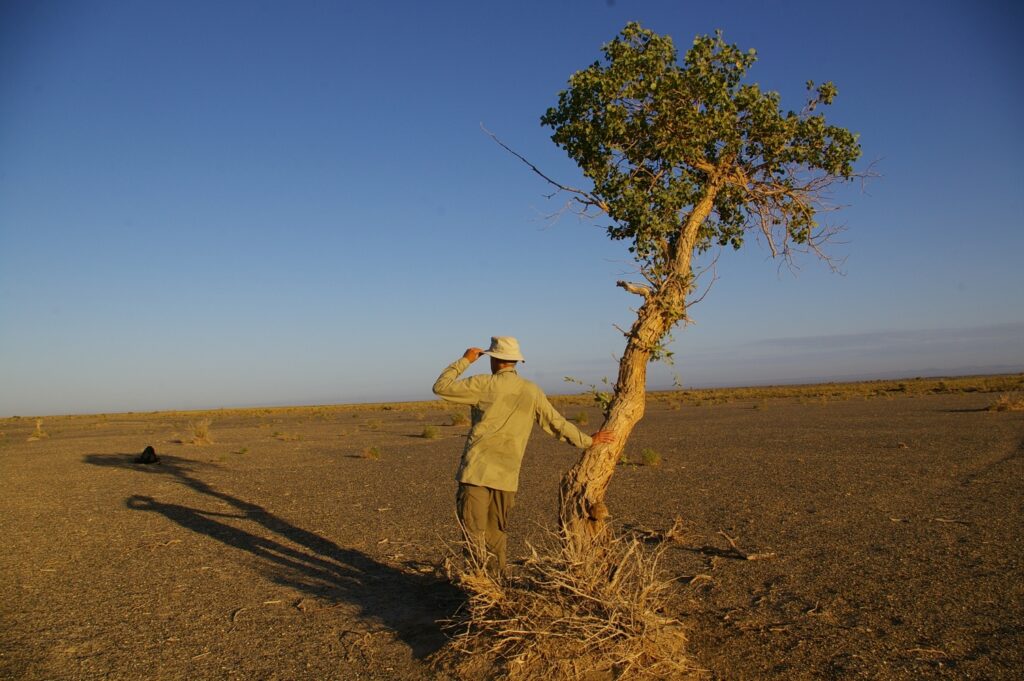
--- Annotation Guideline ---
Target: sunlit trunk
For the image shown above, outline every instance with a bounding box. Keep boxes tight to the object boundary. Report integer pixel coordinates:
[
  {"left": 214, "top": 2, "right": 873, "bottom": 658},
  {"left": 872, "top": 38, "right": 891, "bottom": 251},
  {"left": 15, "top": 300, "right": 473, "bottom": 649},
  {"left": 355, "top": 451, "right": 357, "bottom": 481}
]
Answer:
[{"left": 558, "top": 184, "right": 719, "bottom": 544}]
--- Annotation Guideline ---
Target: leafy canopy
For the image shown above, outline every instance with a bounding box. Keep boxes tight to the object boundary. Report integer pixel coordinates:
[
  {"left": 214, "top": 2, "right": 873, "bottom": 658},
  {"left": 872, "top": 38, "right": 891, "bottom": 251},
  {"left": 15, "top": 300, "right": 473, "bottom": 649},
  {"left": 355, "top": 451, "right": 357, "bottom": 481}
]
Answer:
[{"left": 541, "top": 23, "right": 861, "bottom": 278}]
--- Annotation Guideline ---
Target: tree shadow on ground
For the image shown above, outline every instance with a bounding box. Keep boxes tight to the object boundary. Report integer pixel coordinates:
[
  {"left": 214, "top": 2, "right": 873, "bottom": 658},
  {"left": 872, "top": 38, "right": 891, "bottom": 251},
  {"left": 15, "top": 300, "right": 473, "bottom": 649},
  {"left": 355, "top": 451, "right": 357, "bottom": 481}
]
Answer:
[{"left": 83, "top": 452, "right": 462, "bottom": 659}]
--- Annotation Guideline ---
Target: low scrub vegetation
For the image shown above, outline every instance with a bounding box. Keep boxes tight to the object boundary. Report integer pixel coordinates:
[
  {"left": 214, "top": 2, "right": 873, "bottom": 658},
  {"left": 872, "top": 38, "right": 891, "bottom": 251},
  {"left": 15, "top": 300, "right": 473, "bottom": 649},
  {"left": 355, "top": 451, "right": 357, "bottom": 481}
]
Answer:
[
  {"left": 188, "top": 418, "right": 213, "bottom": 445},
  {"left": 641, "top": 447, "right": 662, "bottom": 467},
  {"left": 620, "top": 448, "right": 662, "bottom": 467},
  {"left": 27, "top": 418, "right": 48, "bottom": 442},
  {"left": 549, "top": 374, "right": 1024, "bottom": 411},
  {"left": 632, "top": 374, "right": 1024, "bottom": 411},
  {"left": 988, "top": 393, "right": 1024, "bottom": 412}
]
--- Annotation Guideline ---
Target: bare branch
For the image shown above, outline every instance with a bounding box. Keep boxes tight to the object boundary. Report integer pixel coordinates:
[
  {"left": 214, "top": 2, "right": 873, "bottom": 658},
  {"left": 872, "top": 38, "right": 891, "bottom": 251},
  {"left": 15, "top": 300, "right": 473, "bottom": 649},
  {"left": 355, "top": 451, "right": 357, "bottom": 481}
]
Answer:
[
  {"left": 481, "top": 124, "right": 610, "bottom": 214},
  {"left": 688, "top": 250, "right": 721, "bottom": 309},
  {"left": 616, "top": 280, "right": 652, "bottom": 298}
]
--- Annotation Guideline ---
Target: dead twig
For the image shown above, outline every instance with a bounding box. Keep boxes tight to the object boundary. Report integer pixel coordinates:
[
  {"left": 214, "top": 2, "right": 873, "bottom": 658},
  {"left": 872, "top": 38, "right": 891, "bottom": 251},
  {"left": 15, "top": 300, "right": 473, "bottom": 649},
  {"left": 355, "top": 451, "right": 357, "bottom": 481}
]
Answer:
[
  {"left": 906, "top": 647, "right": 949, "bottom": 659},
  {"left": 717, "top": 530, "right": 776, "bottom": 561}
]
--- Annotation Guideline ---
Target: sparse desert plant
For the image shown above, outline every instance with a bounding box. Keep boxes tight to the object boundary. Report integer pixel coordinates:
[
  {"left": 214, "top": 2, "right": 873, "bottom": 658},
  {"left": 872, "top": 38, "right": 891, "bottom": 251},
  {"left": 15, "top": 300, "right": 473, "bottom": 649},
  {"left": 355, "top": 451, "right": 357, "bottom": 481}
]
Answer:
[
  {"left": 449, "top": 411, "right": 469, "bottom": 427},
  {"left": 572, "top": 411, "right": 589, "bottom": 426},
  {"left": 187, "top": 418, "right": 213, "bottom": 445},
  {"left": 360, "top": 446, "right": 381, "bottom": 460},
  {"left": 422, "top": 425, "right": 441, "bottom": 439},
  {"left": 640, "top": 447, "right": 662, "bottom": 467},
  {"left": 618, "top": 451, "right": 633, "bottom": 466},
  {"left": 437, "top": 527, "right": 694, "bottom": 680},
  {"left": 988, "top": 393, "right": 1024, "bottom": 412},
  {"left": 364, "top": 418, "right": 383, "bottom": 431},
  {"left": 27, "top": 418, "right": 49, "bottom": 441}
]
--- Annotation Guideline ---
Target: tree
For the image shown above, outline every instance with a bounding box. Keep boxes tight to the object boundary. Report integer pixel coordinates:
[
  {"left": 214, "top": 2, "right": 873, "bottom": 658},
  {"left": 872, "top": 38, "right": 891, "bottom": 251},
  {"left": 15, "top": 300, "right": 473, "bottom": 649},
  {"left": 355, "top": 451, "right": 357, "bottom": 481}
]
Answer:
[{"left": 528, "top": 23, "right": 862, "bottom": 542}]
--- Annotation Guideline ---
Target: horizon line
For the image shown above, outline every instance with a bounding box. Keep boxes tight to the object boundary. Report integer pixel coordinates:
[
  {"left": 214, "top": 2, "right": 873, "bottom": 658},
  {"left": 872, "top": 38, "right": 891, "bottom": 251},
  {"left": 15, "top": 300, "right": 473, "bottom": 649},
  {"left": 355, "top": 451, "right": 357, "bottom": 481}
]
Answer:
[{"left": 5, "top": 368, "right": 1020, "bottom": 420}]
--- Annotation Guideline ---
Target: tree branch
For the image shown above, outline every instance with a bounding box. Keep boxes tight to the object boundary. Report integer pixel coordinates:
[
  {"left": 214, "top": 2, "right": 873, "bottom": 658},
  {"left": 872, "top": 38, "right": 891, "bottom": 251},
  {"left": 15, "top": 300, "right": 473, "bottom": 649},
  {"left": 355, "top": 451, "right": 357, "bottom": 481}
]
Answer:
[
  {"left": 481, "top": 124, "right": 610, "bottom": 214},
  {"left": 616, "top": 281, "right": 652, "bottom": 298}
]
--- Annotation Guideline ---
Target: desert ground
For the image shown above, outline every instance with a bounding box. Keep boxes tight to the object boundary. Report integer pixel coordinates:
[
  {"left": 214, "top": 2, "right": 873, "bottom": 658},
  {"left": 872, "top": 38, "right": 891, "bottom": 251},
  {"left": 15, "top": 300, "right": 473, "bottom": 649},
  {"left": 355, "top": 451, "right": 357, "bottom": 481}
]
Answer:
[{"left": 2, "top": 376, "right": 1022, "bottom": 680}]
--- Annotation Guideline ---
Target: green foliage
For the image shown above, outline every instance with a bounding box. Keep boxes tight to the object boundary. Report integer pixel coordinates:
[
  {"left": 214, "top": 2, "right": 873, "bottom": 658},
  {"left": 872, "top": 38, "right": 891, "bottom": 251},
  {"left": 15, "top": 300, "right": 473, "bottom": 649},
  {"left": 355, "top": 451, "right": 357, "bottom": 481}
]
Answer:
[
  {"left": 564, "top": 376, "right": 613, "bottom": 417},
  {"left": 541, "top": 23, "right": 861, "bottom": 277},
  {"left": 450, "top": 411, "right": 469, "bottom": 426},
  {"left": 422, "top": 425, "right": 441, "bottom": 439}
]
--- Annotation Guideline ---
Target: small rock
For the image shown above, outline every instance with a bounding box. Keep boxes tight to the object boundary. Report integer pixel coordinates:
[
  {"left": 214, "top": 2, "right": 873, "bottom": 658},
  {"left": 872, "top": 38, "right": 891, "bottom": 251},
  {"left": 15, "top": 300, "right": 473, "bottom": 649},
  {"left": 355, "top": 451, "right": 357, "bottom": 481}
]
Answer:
[{"left": 135, "top": 445, "right": 160, "bottom": 464}]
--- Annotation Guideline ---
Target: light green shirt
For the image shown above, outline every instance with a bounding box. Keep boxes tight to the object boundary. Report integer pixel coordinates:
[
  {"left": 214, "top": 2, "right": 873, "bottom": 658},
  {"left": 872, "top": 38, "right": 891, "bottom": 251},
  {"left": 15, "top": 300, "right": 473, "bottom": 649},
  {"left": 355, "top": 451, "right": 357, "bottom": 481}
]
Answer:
[{"left": 433, "top": 357, "right": 593, "bottom": 492}]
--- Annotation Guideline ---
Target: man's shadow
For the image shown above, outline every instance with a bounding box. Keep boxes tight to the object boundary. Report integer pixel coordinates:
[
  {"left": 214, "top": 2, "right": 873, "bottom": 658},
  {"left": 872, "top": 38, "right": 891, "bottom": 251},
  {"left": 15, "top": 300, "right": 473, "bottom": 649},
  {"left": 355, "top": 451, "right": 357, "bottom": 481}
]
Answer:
[{"left": 84, "top": 453, "right": 462, "bottom": 658}]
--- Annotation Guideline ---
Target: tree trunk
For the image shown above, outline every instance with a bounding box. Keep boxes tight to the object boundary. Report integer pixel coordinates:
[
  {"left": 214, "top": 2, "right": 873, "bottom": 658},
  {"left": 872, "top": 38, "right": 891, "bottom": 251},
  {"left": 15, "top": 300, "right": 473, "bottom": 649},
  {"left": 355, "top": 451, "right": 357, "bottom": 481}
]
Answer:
[
  {"left": 558, "top": 182, "right": 720, "bottom": 545},
  {"left": 557, "top": 289, "right": 676, "bottom": 542}
]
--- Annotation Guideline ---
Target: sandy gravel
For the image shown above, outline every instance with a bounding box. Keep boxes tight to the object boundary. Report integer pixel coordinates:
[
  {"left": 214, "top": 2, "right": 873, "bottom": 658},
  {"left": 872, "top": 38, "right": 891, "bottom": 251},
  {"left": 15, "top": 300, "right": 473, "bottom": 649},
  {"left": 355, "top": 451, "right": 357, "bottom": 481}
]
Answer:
[{"left": 1, "top": 391, "right": 1022, "bottom": 679}]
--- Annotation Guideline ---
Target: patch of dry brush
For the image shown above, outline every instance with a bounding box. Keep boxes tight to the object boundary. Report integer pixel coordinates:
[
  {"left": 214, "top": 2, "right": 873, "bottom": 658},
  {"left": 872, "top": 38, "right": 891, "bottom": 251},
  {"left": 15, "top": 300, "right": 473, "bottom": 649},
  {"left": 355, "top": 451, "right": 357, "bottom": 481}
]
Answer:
[
  {"left": 435, "top": 529, "right": 700, "bottom": 680},
  {"left": 188, "top": 418, "right": 213, "bottom": 445},
  {"left": 988, "top": 393, "right": 1024, "bottom": 412}
]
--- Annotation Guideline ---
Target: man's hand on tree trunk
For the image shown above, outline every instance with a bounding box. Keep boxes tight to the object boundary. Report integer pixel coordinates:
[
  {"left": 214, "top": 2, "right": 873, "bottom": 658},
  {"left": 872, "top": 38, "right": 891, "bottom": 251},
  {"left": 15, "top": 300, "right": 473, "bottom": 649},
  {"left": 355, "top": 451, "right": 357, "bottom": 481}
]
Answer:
[{"left": 590, "top": 430, "right": 615, "bottom": 445}]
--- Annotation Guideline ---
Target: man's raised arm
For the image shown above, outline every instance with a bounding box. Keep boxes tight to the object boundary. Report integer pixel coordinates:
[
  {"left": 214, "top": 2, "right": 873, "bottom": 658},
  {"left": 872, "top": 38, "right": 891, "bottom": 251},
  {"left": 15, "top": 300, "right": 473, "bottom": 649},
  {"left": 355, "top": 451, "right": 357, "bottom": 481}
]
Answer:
[{"left": 432, "top": 347, "right": 485, "bottom": 404}]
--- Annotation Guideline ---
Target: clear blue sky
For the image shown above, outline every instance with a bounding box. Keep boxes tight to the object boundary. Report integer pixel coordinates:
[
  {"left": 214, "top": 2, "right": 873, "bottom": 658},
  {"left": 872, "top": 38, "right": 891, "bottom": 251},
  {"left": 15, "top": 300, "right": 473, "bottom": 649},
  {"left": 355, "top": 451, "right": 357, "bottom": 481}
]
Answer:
[{"left": 2, "top": 0, "right": 1022, "bottom": 416}]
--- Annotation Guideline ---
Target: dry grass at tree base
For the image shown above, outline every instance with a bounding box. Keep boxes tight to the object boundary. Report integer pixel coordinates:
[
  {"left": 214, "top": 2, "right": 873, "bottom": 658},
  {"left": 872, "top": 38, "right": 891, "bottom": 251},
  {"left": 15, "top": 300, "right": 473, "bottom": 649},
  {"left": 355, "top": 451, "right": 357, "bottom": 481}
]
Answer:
[{"left": 434, "top": 527, "right": 701, "bottom": 681}]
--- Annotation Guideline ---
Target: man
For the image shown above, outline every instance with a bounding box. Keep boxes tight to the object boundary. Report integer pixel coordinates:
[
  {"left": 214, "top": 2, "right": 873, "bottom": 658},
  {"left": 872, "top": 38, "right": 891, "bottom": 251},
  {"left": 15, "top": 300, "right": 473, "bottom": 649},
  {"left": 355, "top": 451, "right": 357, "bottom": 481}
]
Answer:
[{"left": 433, "top": 336, "right": 614, "bottom": 572}]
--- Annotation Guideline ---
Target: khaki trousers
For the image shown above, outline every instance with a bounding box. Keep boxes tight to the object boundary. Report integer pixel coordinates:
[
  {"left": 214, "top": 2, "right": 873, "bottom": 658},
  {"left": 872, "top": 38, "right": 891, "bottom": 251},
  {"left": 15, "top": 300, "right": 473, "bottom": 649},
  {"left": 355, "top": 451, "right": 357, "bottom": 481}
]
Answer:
[{"left": 456, "top": 483, "right": 515, "bottom": 572}]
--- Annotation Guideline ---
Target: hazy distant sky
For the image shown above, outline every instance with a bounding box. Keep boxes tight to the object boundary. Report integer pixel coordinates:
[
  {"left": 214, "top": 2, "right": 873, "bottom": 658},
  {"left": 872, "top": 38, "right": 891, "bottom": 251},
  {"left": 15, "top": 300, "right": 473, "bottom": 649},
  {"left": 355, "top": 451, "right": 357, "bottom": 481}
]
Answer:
[{"left": 2, "top": 0, "right": 1022, "bottom": 416}]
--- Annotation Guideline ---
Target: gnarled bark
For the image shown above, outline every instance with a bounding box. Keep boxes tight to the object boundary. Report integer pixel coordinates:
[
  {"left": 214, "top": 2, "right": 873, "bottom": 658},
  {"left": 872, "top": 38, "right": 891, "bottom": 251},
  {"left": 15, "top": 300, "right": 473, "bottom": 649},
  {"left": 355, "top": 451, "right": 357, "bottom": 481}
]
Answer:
[{"left": 558, "top": 183, "right": 720, "bottom": 544}]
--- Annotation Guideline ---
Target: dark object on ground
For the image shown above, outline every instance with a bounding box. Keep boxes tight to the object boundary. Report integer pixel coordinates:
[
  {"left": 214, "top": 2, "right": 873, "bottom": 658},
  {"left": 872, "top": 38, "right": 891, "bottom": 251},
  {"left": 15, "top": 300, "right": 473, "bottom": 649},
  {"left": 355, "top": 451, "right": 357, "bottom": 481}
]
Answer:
[{"left": 134, "top": 446, "right": 159, "bottom": 464}]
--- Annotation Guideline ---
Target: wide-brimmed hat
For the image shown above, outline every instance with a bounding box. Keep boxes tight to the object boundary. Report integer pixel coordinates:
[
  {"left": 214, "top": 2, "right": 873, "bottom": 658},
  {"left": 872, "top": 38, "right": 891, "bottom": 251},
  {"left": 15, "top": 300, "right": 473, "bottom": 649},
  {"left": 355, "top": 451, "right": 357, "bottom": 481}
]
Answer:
[{"left": 483, "top": 336, "right": 525, "bottom": 362}]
